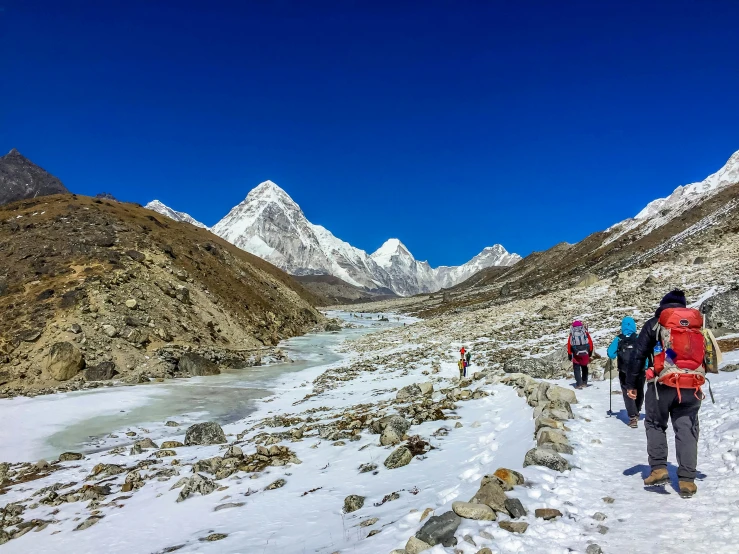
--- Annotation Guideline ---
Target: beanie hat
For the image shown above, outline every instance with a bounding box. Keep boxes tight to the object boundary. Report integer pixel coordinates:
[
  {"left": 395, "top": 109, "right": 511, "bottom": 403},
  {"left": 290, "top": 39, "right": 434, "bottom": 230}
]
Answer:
[
  {"left": 660, "top": 289, "right": 687, "bottom": 308},
  {"left": 572, "top": 320, "right": 583, "bottom": 327}
]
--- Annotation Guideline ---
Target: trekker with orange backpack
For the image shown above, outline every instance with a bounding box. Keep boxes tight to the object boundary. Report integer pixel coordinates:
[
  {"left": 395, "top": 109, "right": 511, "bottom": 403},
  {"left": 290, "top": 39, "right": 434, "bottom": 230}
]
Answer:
[{"left": 627, "top": 290, "right": 715, "bottom": 498}]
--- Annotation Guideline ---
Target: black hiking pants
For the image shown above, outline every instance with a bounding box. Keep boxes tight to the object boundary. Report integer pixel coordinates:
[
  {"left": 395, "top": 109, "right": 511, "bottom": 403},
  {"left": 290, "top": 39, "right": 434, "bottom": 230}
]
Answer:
[
  {"left": 645, "top": 383, "right": 701, "bottom": 482},
  {"left": 573, "top": 363, "right": 588, "bottom": 387},
  {"left": 619, "top": 370, "right": 645, "bottom": 418}
]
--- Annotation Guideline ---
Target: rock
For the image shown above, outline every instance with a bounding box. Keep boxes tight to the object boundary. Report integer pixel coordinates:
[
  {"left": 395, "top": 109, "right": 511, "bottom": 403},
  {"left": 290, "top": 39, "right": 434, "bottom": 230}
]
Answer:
[
  {"left": 214, "top": 502, "right": 245, "bottom": 512},
  {"left": 602, "top": 496, "right": 615, "bottom": 504},
  {"left": 418, "top": 382, "right": 434, "bottom": 395},
  {"left": 125, "top": 250, "right": 146, "bottom": 262},
  {"left": 225, "top": 445, "right": 243, "bottom": 458},
  {"left": 265, "top": 478, "right": 286, "bottom": 490},
  {"left": 693, "top": 256, "right": 706, "bottom": 264},
  {"left": 161, "top": 441, "right": 184, "bottom": 449},
  {"left": 420, "top": 507, "right": 434, "bottom": 521},
  {"left": 396, "top": 383, "right": 422, "bottom": 401},
  {"left": 324, "top": 320, "right": 342, "bottom": 332},
  {"left": 534, "top": 508, "right": 563, "bottom": 520},
  {"left": 491, "top": 468, "right": 525, "bottom": 489},
  {"left": 18, "top": 329, "right": 42, "bottom": 342},
  {"left": 200, "top": 533, "right": 227, "bottom": 542},
  {"left": 452, "top": 501, "right": 496, "bottom": 521},
  {"left": 380, "top": 415, "right": 411, "bottom": 446},
  {"left": 344, "top": 494, "right": 365, "bottom": 513},
  {"left": 541, "top": 441, "right": 574, "bottom": 455},
  {"left": 592, "top": 512, "right": 607, "bottom": 521},
  {"left": 546, "top": 385, "right": 577, "bottom": 404},
  {"left": 597, "top": 525, "right": 609, "bottom": 534},
  {"left": 384, "top": 446, "right": 413, "bottom": 469},
  {"left": 45, "top": 342, "right": 85, "bottom": 380},
  {"left": 358, "top": 463, "right": 377, "bottom": 473},
  {"left": 102, "top": 324, "right": 118, "bottom": 338},
  {"left": 702, "top": 289, "right": 739, "bottom": 332},
  {"left": 134, "top": 438, "right": 158, "bottom": 450},
  {"left": 523, "top": 448, "right": 571, "bottom": 472},
  {"left": 155, "top": 450, "right": 176, "bottom": 458},
  {"left": 59, "top": 452, "right": 83, "bottom": 462},
  {"left": 534, "top": 416, "right": 565, "bottom": 433},
  {"left": 178, "top": 353, "right": 220, "bottom": 377},
  {"left": 184, "top": 422, "right": 227, "bottom": 446},
  {"left": 504, "top": 498, "right": 527, "bottom": 518},
  {"left": 503, "top": 358, "right": 561, "bottom": 379},
  {"left": 359, "top": 517, "right": 378, "bottom": 527},
  {"left": 477, "top": 549, "right": 493, "bottom": 554},
  {"left": 175, "top": 474, "right": 218, "bottom": 502},
  {"left": 470, "top": 480, "right": 508, "bottom": 513},
  {"left": 498, "top": 521, "right": 529, "bottom": 533},
  {"left": 415, "top": 511, "right": 461, "bottom": 547},
  {"left": 586, "top": 544, "right": 604, "bottom": 554},
  {"left": 84, "top": 361, "right": 118, "bottom": 381},
  {"left": 165, "top": 421, "right": 180, "bottom": 427},
  {"left": 576, "top": 273, "right": 599, "bottom": 287},
  {"left": 74, "top": 516, "right": 103, "bottom": 531},
  {"left": 405, "top": 536, "right": 432, "bottom": 554},
  {"left": 125, "top": 299, "right": 138, "bottom": 309},
  {"left": 536, "top": 428, "right": 570, "bottom": 448},
  {"left": 69, "top": 323, "right": 82, "bottom": 334},
  {"left": 722, "top": 364, "right": 739, "bottom": 372}
]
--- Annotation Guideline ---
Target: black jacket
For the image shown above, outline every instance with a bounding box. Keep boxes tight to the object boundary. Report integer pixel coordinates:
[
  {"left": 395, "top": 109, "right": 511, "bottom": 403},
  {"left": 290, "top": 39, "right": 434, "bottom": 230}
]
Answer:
[{"left": 626, "top": 302, "right": 685, "bottom": 390}]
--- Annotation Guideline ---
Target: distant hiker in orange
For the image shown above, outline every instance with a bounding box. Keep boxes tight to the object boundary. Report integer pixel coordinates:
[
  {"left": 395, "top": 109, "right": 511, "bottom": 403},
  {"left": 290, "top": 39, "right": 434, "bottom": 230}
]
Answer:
[
  {"left": 459, "top": 346, "right": 466, "bottom": 360},
  {"left": 567, "top": 320, "right": 594, "bottom": 389},
  {"left": 458, "top": 358, "right": 466, "bottom": 379}
]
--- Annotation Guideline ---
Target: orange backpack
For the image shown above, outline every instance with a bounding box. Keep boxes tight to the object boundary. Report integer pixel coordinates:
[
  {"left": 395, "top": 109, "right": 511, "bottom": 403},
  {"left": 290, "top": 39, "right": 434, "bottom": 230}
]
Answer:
[{"left": 653, "top": 307, "right": 706, "bottom": 400}]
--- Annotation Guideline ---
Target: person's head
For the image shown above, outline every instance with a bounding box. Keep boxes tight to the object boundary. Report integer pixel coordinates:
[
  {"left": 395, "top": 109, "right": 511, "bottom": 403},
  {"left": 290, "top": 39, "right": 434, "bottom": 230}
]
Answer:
[
  {"left": 621, "top": 316, "right": 637, "bottom": 336},
  {"left": 660, "top": 289, "right": 687, "bottom": 308},
  {"left": 572, "top": 320, "right": 583, "bottom": 327}
]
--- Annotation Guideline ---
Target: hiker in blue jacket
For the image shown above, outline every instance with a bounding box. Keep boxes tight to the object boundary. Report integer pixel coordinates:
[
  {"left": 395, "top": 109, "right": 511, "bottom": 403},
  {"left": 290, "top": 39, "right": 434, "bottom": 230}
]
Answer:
[{"left": 607, "top": 316, "right": 645, "bottom": 428}]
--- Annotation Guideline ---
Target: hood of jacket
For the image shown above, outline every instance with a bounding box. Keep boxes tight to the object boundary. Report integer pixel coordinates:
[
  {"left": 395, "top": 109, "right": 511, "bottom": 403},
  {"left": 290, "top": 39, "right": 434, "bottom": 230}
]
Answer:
[
  {"left": 620, "top": 316, "right": 637, "bottom": 336},
  {"left": 655, "top": 302, "right": 687, "bottom": 318}
]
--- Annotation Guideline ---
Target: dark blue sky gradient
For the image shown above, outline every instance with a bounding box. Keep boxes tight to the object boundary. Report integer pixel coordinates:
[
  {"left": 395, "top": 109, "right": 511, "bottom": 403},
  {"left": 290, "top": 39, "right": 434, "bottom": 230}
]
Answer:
[{"left": 2, "top": 1, "right": 738, "bottom": 265}]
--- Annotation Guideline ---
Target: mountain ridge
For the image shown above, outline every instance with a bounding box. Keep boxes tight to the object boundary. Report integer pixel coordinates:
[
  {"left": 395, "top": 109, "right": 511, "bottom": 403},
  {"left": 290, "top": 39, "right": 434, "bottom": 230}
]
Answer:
[{"left": 0, "top": 148, "right": 69, "bottom": 206}]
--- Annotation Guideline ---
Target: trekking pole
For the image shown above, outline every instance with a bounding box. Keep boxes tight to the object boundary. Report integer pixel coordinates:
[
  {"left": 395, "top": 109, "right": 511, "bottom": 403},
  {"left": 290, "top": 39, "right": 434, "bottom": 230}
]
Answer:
[{"left": 606, "top": 358, "right": 613, "bottom": 417}]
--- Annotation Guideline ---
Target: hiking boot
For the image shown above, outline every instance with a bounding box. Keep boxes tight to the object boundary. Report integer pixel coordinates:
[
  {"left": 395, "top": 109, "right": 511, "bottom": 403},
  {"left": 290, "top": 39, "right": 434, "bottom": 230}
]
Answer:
[
  {"left": 643, "top": 468, "right": 669, "bottom": 487},
  {"left": 628, "top": 417, "right": 638, "bottom": 428},
  {"left": 679, "top": 481, "right": 697, "bottom": 498}
]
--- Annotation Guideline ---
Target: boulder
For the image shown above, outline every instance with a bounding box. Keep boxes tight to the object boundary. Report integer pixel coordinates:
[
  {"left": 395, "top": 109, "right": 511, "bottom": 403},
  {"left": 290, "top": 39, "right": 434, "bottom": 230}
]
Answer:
[
  {"left": 161, "top": 441, "right": 184, "bottom": 449},
  {"left": 546, "top": 385, "right": 577, "bottom": 405},
  {"left": 523, "top": 447, "right": 571, "bottom": 472},
  {"left": 701, "top": 288, "right": 739, "bottom": 332},
  {"left": 586, "top": 544, "right": 604, "bottom": 554},
  {"left": 498, "top": 521, "right": 529, "bottom": 533},
  {"left": 380, "top": 415, "right": 411, "bottom": 446},
  {"left": 470, "top": 480, "right": 508, "bottom": 513},
  {"left": 490, "top": 468, "right": 524, "bottom": 490},
  {"left": 722, "top": 364, "right": 739, "bottom": 372},
  {"left": 174, "top": 474, "right": 217, "bottom": 502},
  {"left": 503, "top": 358, "right": 562, "bottom": 379},
  {"left": 415, "top": 511, "right": 461, "bottom": 547},
  {"left": 405, "top": 536, "right": 432, "bottom": 554},
  {"left": 534, "top": 416, "right": 566, "bottom": 433},
  {"left": 59, "top": 452, "right": 83, "bottom": 462},
  {"left": 452, "top": 501, "right": 496, "bottom": 520},
  {"left": 536, "top": 428, "right": 570, "bottom": 448},
  {"left": 46, "top": 342, "right": 85, "bottom": 381},
  {"left": 178, "top": 353, "right": 220, "bottom": 377},
  {"left": 184, "top": 422, "right": 227, "bottom": 446},
  {"left": 84, "top": 361, "right": 118, "bottom": 381},
  {"left": 504, "top": 498, "right": 527, "bottom": 518},
  {"left": 343, "top": 495, "right": 365, "bottom": 513},
  {"left": 102, "top": 325, "right": 117, "bottom": 338},
  {"left": 534, "top": 508, "right": 563, "bottom": 520},
  {"left": 418, "top": 382, "right": 434, "bottom": 395},
  {"left": 384, "top": 446, "right": 412, "bottom": 469}
]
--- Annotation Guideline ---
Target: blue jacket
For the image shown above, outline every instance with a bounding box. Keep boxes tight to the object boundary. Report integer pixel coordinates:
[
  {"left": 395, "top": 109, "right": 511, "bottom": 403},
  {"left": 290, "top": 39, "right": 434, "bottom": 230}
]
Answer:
[{"left": 607, "top": 316, "right": 637, "bottom": 359}]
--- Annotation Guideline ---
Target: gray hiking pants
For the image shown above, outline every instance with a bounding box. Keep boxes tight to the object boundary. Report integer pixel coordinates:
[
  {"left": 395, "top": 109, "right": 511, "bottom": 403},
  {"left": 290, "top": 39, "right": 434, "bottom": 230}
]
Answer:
[{"left": 645, "top": 383, "right": 701, "bottom": 482}]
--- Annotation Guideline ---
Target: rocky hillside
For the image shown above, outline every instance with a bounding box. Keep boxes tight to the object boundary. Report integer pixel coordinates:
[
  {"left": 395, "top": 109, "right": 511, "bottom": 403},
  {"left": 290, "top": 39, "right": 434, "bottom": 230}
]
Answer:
[
  {"left": 0, "top": 194, "right": 323, "bottom": 395},
  {"left": 0, "top": 149, "right": 68, "bottom": 206},
  {"left": 295, "top": 274, "right": 397, "bottom": 306}
]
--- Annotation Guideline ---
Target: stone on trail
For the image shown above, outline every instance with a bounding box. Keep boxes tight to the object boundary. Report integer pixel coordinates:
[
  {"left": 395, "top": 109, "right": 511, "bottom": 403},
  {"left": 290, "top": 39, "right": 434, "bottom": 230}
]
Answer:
[
  {"left": 470, "top": 479, "right": 508, "bottom": 513},
  {"left": 498, "top": 521, "right": 529, "bottom": 534},
  {"left": 546, "top": 385, "right": 577, "bottom": 404},
  {"left": 134, "top": 438, "right": 159, "bottom": 450},
  {"left": 536, "top": 428, "right": 570, "bottom": 448},
  {"left": 396, "top": 383, "right": 425, "bottom": 401},
  {"left": 175, "top": 474, "right": 218, "bottom": 502},
  {"left": 504, "top": 498, "right": 527, "bottom": 518},
  {"left": 384, "top": 446, "right": 413, "bottom": 469},
  {"left": 45, "top": 342, "right": 85, "bottom": 381},
  {"left": 178, "top": 353, "right": 220, "bottom": 377},
  {"left": 586, "top": 544, "right": 604, "bottom": 554},
  {"left": 405, "top": 536, "right": 432, "bottom": 554},
  {"left": 184, "top": 421, "right": 227, "bottom": 446},
  {"left": 490, "top": 468, "right": 525, "bottom": 490},
  {"left": 452, "top": 501, "right": 496, "bottom": 521},
  {"left": 265, "top": 478, "right": 286, "bottom": 490},
  {"left": 59, "top": 452, "right": 83, "bottom": 462},
  {"left": 415, "top": 510, "right": 461, "bottom": 547},
  {"left": 380, "top": 415, "right": 411, "bottom": 446},
  {"left": 534, "top": 415, "right": 566, "bottom": 433},
  {"left": 523, "top": 447, "right": 571, "bottom": 472},
  {"left": 343, "top": 494, "right": 365, "bottom": 513},
  {"left": 477, "top": 549, "right": 493, "bottom": 554},
  {"left": 535, "top": 508, "right": 563, "bottom": 520},
  {"left": 161, "top": 441, "right": 184, "bottom": 449}
]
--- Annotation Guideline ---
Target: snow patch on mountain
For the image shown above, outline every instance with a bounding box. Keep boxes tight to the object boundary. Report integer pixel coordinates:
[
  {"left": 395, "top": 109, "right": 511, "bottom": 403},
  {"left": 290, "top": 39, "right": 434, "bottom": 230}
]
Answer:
[
  {"left": 144, "top": 200, "right": 208, "bottom": 229},
  {"left": 604, "top": 149, "right": 739, "bottom": 246}
]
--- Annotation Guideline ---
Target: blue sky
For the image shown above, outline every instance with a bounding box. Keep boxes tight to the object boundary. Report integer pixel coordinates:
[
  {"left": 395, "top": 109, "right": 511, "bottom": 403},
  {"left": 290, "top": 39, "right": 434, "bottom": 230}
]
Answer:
[{"left": 2, "top": 1, "right": 738, "bottom": 266}]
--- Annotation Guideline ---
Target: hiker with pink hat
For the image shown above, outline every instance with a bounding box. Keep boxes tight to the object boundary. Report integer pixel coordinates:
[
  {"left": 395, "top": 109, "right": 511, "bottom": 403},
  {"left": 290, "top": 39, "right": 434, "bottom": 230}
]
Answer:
[{"left": 567, "top": 320, "right": 594, "bottom": 389}]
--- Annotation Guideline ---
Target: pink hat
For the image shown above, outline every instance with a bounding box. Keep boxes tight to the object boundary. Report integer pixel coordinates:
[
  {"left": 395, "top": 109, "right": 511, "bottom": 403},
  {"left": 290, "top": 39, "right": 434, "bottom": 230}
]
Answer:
[{"left": 572, "top": 320, "right": 583, "bottom": 327}]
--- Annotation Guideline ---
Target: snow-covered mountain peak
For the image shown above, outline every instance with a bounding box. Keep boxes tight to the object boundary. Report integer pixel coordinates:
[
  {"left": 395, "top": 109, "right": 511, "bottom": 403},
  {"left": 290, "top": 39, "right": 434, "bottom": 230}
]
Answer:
[
  {"left": 144, "top": 200, "right": 208, "bottom": 229},
  {"left": 371, "top": 238, "right": 415, "bottom": 268},
  {"left": 246, "top": 180, "right": 297, "bottom": 207}
]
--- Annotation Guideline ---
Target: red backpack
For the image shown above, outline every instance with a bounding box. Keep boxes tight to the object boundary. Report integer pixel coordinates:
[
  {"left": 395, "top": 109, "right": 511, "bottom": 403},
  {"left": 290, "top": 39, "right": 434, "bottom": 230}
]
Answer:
[{"left": 653, "top": 307, "right": 706, "bottom": 400}]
